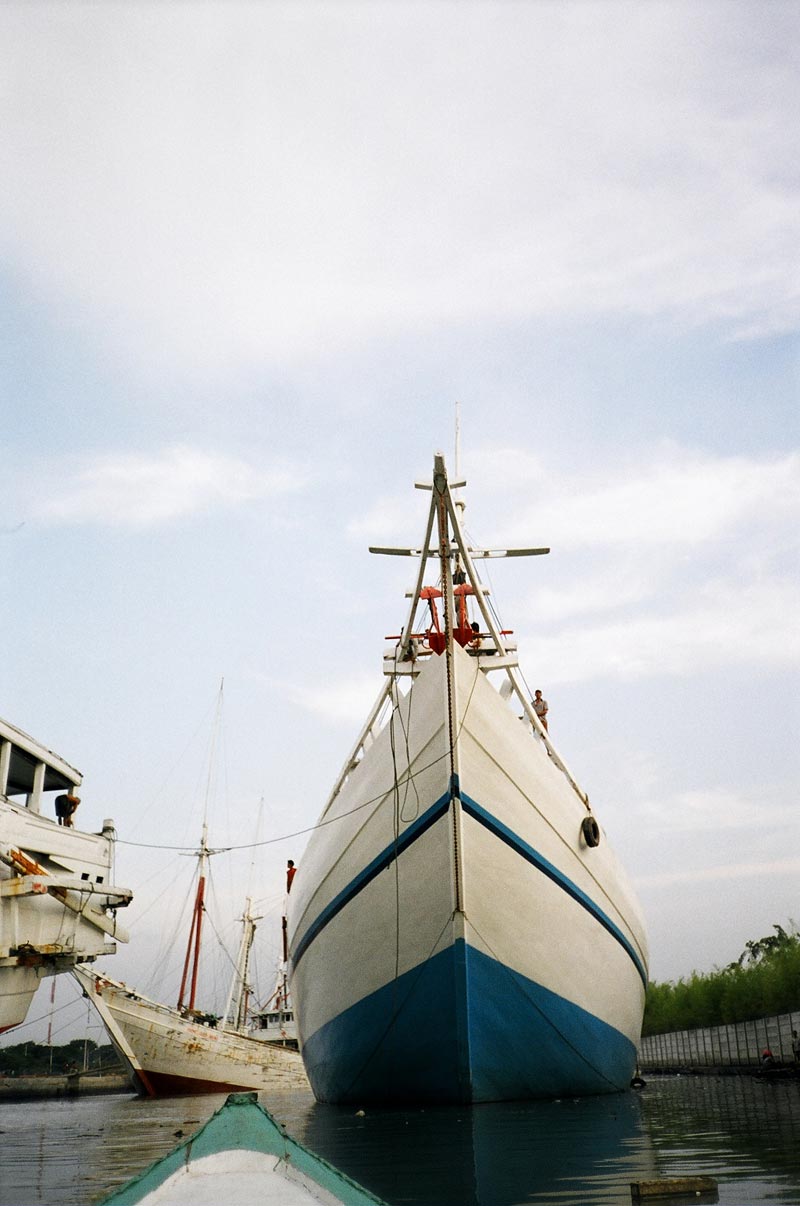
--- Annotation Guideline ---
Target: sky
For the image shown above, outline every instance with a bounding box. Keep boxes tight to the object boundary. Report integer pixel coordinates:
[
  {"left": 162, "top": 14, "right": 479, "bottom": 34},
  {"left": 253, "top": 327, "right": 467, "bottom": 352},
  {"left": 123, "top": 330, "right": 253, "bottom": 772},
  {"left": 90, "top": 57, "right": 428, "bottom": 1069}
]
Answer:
[{"left": 1, "top": 0, "right": 798, "bottom": 1047}]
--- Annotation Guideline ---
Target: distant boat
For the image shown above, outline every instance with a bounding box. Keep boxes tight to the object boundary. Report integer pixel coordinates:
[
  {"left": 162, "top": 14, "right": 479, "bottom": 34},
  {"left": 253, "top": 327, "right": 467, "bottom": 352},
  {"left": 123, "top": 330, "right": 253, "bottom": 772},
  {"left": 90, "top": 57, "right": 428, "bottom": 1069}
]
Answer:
[
  {"left": 99, "top": 1090, "right": 386, "bottom": 1206},
  {"left": 251, "top": 911, "right": 298, "bottom": 1049},
  {"left": 0, "top": 715, "right": 132, "bottom": 1033},
  {"left": 77, "top": 683, "right": 307, "bottom": 1096},
  {"left": 252, "top": 998, "right": 298, "bottom": 1049},
  {"left": 287, "top": 453, "right": 649, "bottom": 1104},
  {"left": 75, "top": 834, "right": 306, "bottom": 1095}
]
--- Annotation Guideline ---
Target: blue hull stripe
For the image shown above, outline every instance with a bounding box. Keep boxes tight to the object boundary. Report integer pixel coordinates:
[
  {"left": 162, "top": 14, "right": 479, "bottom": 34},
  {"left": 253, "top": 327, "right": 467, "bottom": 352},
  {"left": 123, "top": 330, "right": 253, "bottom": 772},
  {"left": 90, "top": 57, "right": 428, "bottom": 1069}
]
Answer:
[
  {"left": 291, "top": 789, "right": 452, "bottom": 969},
  {"left": 292, "top": 782, "right": 645, "bottom": 989},
  {"left": 460, "top": 792, "right": 648, "bottom": 989},
  {"left": 301, "top": 939, "right": 637, "bottom": 1104}
]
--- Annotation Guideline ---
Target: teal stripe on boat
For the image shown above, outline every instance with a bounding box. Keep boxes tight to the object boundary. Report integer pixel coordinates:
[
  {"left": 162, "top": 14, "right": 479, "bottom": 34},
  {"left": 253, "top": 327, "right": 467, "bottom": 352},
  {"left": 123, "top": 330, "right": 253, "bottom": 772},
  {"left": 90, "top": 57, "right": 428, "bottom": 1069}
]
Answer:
[
  {"left": 291, "top": 783, "right": 646, "bottom": 990},
  {"left": 100, "top": 1092, "right": 386, "bottom": 1204},
  {"left": 291, "top": 790, "right": 452, "bottom": 969},
  {"left": 459, "top": 792, "right": 648, "bottom": 988}
]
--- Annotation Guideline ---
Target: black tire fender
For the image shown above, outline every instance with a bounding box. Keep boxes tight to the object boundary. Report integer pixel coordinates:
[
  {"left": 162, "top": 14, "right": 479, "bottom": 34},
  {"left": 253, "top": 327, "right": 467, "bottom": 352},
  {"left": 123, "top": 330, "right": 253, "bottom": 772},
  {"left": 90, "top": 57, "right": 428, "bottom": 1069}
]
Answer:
[{"left": 582, "top": 815, "right": 601, "bottom": 848}]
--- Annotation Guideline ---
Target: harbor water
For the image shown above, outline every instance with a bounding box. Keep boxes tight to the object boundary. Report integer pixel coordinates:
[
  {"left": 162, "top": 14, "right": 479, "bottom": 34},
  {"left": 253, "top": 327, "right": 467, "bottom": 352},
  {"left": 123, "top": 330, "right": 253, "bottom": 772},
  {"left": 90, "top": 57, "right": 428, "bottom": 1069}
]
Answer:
[{"left": 1, "top": 1074, "right": 798, "bottom": 1205}]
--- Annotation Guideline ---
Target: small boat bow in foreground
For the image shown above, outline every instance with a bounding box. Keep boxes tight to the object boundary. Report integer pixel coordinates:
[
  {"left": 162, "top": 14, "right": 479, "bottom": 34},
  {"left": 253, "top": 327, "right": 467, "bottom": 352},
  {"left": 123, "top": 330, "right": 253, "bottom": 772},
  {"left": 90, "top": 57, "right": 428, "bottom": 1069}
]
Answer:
[
  {"left": 99, "top": 1090, "right": 386, "bottom": 1206},
  {"left": 287, "top": 454, "right": 649, "bottom": 1104}
]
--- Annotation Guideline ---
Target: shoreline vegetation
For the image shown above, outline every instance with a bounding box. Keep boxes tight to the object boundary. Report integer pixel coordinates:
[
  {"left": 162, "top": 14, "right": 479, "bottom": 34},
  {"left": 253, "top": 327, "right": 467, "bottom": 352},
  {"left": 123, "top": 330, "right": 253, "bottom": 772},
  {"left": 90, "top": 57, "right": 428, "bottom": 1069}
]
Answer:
[
  {"left": 643, "top": 924, "right": 800, "bottom": 1037},
  {"left": 0, "top": 1038, "right": 121, "bottom": 1077}
]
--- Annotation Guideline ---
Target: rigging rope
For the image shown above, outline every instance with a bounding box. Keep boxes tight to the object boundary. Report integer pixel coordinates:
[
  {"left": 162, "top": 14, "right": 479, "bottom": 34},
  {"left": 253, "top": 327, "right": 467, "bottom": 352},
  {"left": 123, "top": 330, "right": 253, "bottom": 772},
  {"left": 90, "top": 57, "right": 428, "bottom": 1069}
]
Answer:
[
  {"left": 117, "top": 743, "right": 454, "bottom": 853},
  {"left": 118, "top": 651, "right": 487, "bottom": 858}
]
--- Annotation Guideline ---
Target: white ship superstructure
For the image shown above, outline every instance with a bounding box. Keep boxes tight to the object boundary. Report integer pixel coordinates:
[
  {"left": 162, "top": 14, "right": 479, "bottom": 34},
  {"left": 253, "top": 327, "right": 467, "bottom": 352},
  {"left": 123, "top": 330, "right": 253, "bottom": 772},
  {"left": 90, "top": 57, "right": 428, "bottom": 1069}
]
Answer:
[{"left": 0, "top": 716, "right": 131, "bottom": 1032}]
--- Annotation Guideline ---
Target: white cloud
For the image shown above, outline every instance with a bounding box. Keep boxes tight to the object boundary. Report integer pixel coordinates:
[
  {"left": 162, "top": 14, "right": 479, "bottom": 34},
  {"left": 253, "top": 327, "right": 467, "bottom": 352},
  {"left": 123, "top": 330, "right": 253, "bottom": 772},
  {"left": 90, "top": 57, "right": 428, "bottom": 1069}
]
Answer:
[
  {"left": 520, "top": 574, "right": 653, "bottom": 624},
  {"left": 636, "top": 858, "right": 800, "bottom": 888},
  {"left": 472, "top": 447, "right": 800, "bottom": 550},
  {"left": 288, "top": 674, "right": 383, "bottom": 727},
  {"left": 34, "top": 446, "right": 299, "bottom": 527},
  {"left": 346, "top": 493, "right": 428, "bottom": 543},
  {"left": 525, "top": 576, "right": 800, "bottom": 683},
  {"left": 636, "top": 786, "right": 795, "bottom": 837},
  {"left": 0, "top": 4, "right": 797, "bottom": 379}
]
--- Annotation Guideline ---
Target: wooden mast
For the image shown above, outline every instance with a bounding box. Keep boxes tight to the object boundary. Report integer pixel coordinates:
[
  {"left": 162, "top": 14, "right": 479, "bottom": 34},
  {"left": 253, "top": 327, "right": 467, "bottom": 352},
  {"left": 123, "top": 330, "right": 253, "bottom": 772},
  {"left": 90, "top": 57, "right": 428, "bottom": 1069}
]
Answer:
[
  {"left": 177, "top": 823, "right": 210, "bottom": 1013},
  {"left": 177, "top": 680, "right": 224, "bottom": 1014}
]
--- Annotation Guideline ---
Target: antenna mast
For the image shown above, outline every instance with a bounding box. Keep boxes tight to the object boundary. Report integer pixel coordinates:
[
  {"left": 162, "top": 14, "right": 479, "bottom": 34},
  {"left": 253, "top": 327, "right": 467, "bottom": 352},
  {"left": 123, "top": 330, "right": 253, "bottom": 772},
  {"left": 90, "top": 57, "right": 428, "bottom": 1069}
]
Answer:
[{"left": 454, "top": 402, "right": 465, "bottom": 515}]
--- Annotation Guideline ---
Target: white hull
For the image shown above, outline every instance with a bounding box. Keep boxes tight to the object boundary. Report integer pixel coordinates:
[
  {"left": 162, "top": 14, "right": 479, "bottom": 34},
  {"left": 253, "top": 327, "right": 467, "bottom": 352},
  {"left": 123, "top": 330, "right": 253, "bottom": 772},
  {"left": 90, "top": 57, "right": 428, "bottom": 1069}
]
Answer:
[
  {"left": 74, "top": 967, "right": 308, "bottom": 1096},
  {"left": 288, "top": 640, "right": 648, "bottom": 1103}
]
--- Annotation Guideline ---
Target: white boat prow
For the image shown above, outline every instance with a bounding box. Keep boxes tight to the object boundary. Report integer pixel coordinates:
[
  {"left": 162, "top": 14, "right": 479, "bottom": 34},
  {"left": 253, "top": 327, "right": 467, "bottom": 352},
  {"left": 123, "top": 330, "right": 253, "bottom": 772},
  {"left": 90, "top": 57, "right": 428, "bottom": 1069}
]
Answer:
[
  {"left": 100, "top": 1091, "right": 386, "bottom": 1206},
  {"left": 120, "top": 1150, "right": 352, "bottom": 1206}
]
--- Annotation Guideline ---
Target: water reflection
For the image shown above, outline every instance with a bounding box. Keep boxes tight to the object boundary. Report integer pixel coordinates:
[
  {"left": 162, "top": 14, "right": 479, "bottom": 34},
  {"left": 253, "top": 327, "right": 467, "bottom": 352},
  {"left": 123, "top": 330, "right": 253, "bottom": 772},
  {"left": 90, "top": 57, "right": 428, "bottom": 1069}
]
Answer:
[
  {"left": 300, "top": 1091, "right": 655, "bottom": 1205},
  {"left": 1, "top": 1074, "right": 799, "bottom": 1205},
  {"left": 639, "top": 1075, "right": 800, "bottom": 1203},
  {"left": 286, "top": 1075, "right": 800, "bottom": 1205}
]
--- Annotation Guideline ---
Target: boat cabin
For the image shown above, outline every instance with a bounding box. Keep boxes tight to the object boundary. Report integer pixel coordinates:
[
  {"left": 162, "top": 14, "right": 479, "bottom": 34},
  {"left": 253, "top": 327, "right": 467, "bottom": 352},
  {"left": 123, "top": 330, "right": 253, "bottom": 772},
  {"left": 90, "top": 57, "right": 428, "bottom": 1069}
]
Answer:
[
  {"left": 254, "top": 1007, "right": 298, "bottom": 1048},
  {"left": 0, "top": 717, "right": 82, "bottom": 821}
]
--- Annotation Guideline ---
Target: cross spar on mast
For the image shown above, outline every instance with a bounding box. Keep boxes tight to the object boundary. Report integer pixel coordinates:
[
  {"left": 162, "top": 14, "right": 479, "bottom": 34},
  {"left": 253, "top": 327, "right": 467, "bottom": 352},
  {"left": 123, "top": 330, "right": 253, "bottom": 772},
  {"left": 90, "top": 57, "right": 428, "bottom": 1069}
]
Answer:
[
  {"left": 321, "top": 454, "right": 590, "bottom": 819},
  {"left": 371, "top": 455, "right": 591, "bottom": 809}
]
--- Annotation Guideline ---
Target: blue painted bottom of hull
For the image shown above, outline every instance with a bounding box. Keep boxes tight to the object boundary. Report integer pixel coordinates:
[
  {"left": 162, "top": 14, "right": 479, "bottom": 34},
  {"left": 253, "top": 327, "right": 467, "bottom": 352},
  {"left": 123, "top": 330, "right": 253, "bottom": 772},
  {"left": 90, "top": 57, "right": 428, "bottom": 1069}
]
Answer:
[{"left": 301, "top": 940, "right": 637, "bottom": 1104}]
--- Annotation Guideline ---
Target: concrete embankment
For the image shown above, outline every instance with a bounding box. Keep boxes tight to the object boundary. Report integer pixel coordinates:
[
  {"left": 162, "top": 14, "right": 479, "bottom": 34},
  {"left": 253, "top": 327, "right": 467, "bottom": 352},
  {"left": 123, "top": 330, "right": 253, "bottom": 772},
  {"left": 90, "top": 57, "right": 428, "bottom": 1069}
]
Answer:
[
  {"left": 0, "top": 1072, "right": 132, "bottom": 1101},
  {"left": 639, "top": 1007, "right": 800, "bottom": 1072}
]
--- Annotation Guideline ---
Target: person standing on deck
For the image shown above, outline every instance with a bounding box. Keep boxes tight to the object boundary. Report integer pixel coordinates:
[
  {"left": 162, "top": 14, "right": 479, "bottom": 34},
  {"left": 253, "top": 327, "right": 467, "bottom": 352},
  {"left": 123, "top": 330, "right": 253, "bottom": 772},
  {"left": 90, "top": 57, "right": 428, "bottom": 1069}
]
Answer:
[
  {"left": 286, "top": 859, "right": 297, "bottom": 893},
  {"left": 55, "top": 793, "right": 80, "bottom": 826},
  {"left": 533, "top": 690, "right": 549, "bottom": 731}
]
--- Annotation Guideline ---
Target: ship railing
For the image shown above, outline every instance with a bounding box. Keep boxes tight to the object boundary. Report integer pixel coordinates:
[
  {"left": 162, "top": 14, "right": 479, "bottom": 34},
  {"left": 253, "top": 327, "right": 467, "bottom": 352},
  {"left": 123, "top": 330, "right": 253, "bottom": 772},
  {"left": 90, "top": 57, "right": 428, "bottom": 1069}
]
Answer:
[{"left": 382, "top": 639, "right": 519, "bottom": 676}]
